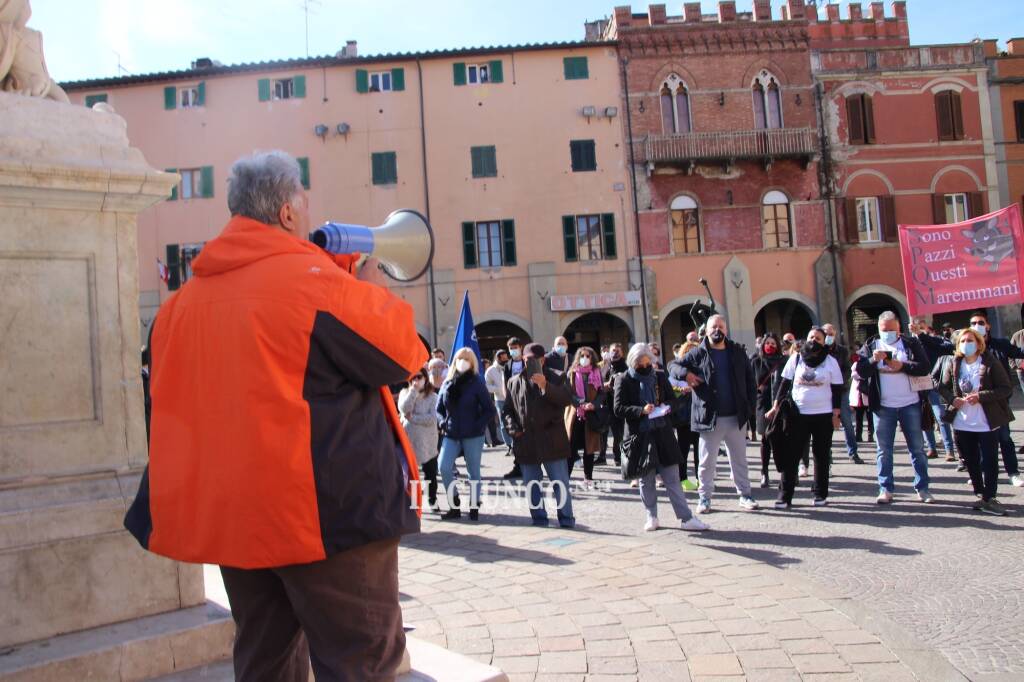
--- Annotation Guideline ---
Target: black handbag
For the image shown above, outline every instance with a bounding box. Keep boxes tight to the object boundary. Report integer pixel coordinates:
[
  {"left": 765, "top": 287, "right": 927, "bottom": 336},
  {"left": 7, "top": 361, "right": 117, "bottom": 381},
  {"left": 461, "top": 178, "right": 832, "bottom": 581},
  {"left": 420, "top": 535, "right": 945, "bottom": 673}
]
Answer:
[
  {"left": 586, "top": 390, "right": 612, "bottom": 432},
  {"left": 620, "top": 431, "right": 656, "bottom": 481}
]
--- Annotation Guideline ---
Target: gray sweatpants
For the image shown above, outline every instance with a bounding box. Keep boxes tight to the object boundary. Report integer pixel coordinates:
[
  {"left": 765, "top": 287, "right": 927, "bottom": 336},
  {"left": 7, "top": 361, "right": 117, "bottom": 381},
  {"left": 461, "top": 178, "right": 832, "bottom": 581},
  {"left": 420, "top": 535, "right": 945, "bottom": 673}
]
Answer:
[
  {"left": 638, "top": 461, "right": 694, "bottom": 522},
  {"left": 697, "top": 415, "right": 752, "bottom": 499}
]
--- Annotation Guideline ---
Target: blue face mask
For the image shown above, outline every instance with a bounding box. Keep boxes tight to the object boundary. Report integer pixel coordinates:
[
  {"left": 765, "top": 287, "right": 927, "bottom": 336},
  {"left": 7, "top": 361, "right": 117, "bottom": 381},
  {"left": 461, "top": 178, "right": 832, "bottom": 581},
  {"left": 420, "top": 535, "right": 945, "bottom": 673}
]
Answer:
[
  {"left": 960, "top": 341, "right": 977, "bottom": 357},
  {"left": 510, "top": 349, "right": 521, "bottom": 359},
  {"left": 880, "top": 330, "right": 899, "bottom": 345},
  {"left": 554, "top": 345, "right": 567, "bottom": 356}
]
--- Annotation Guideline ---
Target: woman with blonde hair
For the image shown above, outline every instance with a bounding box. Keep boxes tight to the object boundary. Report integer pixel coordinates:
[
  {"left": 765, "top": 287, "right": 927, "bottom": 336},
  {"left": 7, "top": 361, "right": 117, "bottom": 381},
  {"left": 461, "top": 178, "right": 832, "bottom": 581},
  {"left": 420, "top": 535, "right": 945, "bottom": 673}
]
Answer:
[
  {"left": 435, "top": 348, "right": 496, "bottom": 520},
  {"left": 934, "top": 327, "right": 1014, "bottom": 516},
  {"left": 564, "top": 346, "right": 607, "bottom": 488}
]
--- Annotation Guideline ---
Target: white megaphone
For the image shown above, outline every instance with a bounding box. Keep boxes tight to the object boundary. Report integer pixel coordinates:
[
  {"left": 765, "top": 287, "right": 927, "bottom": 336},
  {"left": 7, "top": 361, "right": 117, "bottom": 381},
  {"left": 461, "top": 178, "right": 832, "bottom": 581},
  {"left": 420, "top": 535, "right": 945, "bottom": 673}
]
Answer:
[{"left": 310, "top": 209, "right": 435, "bottom": 282}]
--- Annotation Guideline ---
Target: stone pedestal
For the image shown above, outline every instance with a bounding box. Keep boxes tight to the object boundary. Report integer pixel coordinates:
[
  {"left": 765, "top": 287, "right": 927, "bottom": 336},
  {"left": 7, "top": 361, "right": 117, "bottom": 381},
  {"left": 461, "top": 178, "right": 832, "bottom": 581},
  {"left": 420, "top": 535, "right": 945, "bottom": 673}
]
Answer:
[{"left": 0, "top": 93, "right": 231, "bottom": 679}]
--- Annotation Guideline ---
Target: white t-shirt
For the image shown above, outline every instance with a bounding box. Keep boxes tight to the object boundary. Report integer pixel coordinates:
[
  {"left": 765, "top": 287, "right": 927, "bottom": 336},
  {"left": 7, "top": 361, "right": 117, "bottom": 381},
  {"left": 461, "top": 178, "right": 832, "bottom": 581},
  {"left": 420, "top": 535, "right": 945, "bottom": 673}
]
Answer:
[
  {"left": 954, "top": 357, "right": 991, "bottom": 432},
  {"left": 782, "top": 354, "right": 844, "bottom": 415},
  {"left": 874, "top": 339, "right": 920, "bottom": 409}
]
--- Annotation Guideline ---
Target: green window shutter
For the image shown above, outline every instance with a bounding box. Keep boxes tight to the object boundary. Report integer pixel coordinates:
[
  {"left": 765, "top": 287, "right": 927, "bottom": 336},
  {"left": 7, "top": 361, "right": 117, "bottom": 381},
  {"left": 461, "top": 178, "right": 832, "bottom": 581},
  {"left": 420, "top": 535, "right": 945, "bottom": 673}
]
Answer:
[
  {"left": 391, "top": 68, "right": 405, "bottom": 91},
  {"left": 489, "top": 60, "right": 504, "bottom": 84},
  {"left": 355, "top": 69, "right": 368, "bottom": 93},
  {"left": 197, "top": 81, "right": 206, "bottom": 106},
  {"left": 601, "top": 213, "right": 617, "bottom": 259},
  {"left": 453, "top": 62, "right": 467, "bottom": 86},
  {"left": 462, "top": 221, "right": 478, "bottom": 268},
  {"left": 297, "top": 157, "right": 310, "bottom": 189},
  {"left": 569, "top": 141, "right": 581, "bottom": 170},
  {"left": 85, "top": 93, "right": 107, "bottom": 107},
  {"left": 200, "top": 166, "right": 214, "bottom": 198},
  {"left": 166, "top": 244, "right": 181, "bottom": 291},
  {"left": 371, "top": 153, "right": 384, "bottom": 184},
  {"left": 164, "top": 86, "right": 177, "bottom": 110},
  {"left": 470, "top": 147, "right": 482, "bottom": 177},
  {"left": 584, "top": 140, "right": 596, "bottom": 170},
  {"left": 570, "top": 140, "right": 596, "bottom": 172},
  {"left": 372, "top": 152, "right": 397, "bottom": 185},
  {"left": 386, "top": 152, "right": 397, "bottom": 183},
  {"left": 484, "top": 146, "right": 497, "bottom": 176},
  {"left": 501, "top": 219, "right": 517, "bottom": 266},
  {"left": 562, "top": 216, "right": 578, "bottom": 262},
  {"left": 165, "top": 168, "right": 178, "bottom": 200},
  {"left": 293, "top": 75, "right": 306, "bottom": 98},
  {"left": 563, "top": 56, "right": 589, "bottom": 80},
  {"left": 258, "top": 78, "right": 271, "bottom": 101}
]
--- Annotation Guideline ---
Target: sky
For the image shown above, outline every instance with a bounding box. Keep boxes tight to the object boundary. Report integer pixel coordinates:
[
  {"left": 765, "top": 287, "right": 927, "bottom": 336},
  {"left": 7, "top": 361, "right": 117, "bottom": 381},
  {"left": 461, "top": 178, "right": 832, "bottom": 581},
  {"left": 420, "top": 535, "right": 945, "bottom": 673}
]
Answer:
[{"left": 30, "top": 0, "right": 1024, "bottom": 84}]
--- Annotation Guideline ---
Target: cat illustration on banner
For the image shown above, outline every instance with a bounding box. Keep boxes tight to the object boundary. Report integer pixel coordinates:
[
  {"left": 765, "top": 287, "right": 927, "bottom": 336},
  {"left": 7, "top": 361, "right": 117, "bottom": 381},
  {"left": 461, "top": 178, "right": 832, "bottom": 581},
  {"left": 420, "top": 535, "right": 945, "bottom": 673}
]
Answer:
[{"left": 963, "top": 213, "right": 1015, "bottom": 272}]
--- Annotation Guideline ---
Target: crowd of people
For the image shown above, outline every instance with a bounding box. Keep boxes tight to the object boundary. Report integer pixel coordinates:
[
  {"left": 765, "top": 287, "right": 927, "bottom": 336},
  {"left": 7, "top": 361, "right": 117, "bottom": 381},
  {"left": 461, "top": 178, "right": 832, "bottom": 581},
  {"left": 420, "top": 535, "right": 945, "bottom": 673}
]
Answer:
[{"left": 394, "top": 309, "right": 1024, "bottom": 531}]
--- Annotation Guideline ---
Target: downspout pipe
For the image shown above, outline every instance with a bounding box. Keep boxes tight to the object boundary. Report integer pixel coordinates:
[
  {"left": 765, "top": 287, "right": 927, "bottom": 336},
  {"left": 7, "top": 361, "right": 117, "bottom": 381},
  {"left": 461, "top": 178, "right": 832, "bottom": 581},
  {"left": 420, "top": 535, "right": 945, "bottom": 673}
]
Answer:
[
  {"left": 814, "top": 80, "right": 846, "bottom": 343},
  {"left": 416, "top": 59, "right": 439, "bottom": 347},
  {"left": 620, "top": 53, "right": 651, "bottom": 341}
]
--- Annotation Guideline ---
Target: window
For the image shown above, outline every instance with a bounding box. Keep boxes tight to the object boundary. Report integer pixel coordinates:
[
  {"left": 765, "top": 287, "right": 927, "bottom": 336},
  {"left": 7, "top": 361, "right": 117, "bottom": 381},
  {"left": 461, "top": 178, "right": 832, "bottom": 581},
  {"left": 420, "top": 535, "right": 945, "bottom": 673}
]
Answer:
[
  {"left": 369, "top": 71, "right": 392, "bottom": 92},
  {"left": 563, "top": 56, "right": 589, "bottom": 80},
  {"left": 846, "top": 93, "right": 876, "bottom": 145},
  {"left": 562, "top": 214, "right": 617, "bottom": 261},
  {"left": 752, "top": 70, "right": 783, "bottom": 130},
  {"left": 570, "top": 139, "right": 596, "bottom": 172},
  {"left": 935, "top": 90, "right": 964, "bottom": 141},
  {"left": 179, "top": 86, "right": 200, "bottom": 108},
  {"left": 165, "top": 242, "right": 204, "bottom": 291},
  {"left": 297, "top": 157, "right": 310, "bottom": 190},
  {"left": 660, "top": 75, "right": 692, "bottom": 135},
  {"left": 258, "top": 76, "right": 306, "bottom": 101},
  {"left": 452, "top": 61, "right": 503, "bottom": 86},
  {"left": 470, "top": 146, "right": 497, "bottom": 178},
  {"left": 1014, "top": 101, "right": 1024, "bottom": 143},
  {"left": 945, "top": 193, "right": 969, "bottom": 223},
  {"left": 275, "top": 78, "right": 294, "bottom": 99},
  {"left": 84, "top": 93, "right": 107, "bottom": 107},
  {"left": 171, "top": 166, "right": 213, "bottom": 200},
  {"left": 855, "top": 197, "right": 881, "bottom": 242},
  {"left": 462, "top": 219, "right": 517, "bottom": 268},
  {"left": 670, "top": 196, "right": 702, "bottom": 254},
  {"left": 371, "top": 152, "right": 398, "bottom": 185},
  {"left": 165, "top": 82, "right": 205, "bottom": 109},
  {"left": 762, "top": 190, "right": 792, "bottom": 248}
]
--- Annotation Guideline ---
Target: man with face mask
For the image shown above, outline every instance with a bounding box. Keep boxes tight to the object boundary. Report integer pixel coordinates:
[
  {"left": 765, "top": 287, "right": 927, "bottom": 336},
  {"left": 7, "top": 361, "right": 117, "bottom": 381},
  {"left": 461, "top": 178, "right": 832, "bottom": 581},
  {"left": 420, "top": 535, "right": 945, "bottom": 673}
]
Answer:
[
  {"left": 678, "top": 315, "right": 759, "bottom": 513},
  {"left": 908, "top": 318, "right": 955, "bottom": 462},
  {"left": 855, "top": 311, "right": 934, "bottom": 504},
  {"left": 485, "top": 349, "right": 513, "bottom": 455},
  {"left": 822, "top": 323, "right": 863, "bottom": 464},
  {"left": 503, "top": 337, "right": 526, "bottom": 478},
  {"left": 545, "top": 336, "right": 571, "bottom": 373},
  {"left": 965, "top": 312, "right": 1024, "bottom": 487}
]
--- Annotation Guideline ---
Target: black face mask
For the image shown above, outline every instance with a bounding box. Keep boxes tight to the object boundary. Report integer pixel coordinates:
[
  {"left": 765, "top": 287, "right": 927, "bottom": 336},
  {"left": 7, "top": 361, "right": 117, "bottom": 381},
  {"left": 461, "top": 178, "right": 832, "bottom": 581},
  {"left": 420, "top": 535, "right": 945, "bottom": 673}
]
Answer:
[
  {"left": 804, "top": 341, "right": 822, "bottom": 354},
  {"left": 635, "top": 366, "right": 653, "bottom": 376},
  {"left": 709, "top": 331, "right": 726, "bottom": 344}
]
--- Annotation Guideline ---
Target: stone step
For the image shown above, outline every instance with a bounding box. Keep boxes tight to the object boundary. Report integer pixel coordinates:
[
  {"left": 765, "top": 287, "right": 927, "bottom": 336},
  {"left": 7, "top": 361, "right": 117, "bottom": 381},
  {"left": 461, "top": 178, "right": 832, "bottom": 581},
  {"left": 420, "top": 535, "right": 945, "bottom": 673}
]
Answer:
[
  {"left": 148, "top": 635, "right": 508, "bottom": 682},
  {"left": 0, "top": 603, "right": 233, "bottom": 681}
]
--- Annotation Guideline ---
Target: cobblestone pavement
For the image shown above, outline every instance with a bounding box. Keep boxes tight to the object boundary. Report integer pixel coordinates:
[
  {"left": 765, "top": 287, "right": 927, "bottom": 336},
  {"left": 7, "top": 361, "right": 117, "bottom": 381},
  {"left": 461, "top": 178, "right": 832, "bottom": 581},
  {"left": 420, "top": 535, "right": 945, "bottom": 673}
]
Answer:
[{"left": 400, "top": 409, "right": 1024, "bottom": 681}]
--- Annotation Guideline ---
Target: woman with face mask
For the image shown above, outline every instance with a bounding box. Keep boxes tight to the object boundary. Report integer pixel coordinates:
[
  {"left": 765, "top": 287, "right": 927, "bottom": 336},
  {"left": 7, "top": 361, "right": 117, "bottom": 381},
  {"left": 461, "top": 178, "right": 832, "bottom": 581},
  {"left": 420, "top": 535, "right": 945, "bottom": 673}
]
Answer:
[
  {"left": 766, "top": 328, "right": 845, "bottom": 508},
  {"left": 435, "top": 348, "right": 497, "bottom": 520},
  {"left": 750, "top": 333, "right": 785, "bottom": 488},
  {"left": 614, "top": 343, "right": 709, "bottom": 532},
  {"left": 398, "top": 367, "right": 441, "bottom": 512},
  {"left": 565, "top": 346, "right": 607, "bottom": 489},
  {"left": 934, "top": 328, "right": 1014, "bottom": 516}
]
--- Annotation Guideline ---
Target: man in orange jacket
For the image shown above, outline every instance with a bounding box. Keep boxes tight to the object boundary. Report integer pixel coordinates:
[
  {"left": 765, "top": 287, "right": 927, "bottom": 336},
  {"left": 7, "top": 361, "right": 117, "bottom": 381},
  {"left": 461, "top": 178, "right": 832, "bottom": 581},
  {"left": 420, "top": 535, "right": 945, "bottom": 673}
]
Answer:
[{"left": 124, "top": 151, "right": 427, "bottom": 681}]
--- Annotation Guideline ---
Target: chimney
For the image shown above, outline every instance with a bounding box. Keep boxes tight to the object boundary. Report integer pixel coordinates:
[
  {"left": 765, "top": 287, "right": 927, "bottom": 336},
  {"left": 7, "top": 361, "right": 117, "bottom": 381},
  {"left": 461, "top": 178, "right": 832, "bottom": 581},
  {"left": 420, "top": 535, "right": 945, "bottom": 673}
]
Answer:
[
  {"left": 790, "top": 0, "right": 808, "bottom": 21},
  {"left": 848, "top": 2, "right": 863, "bottom": 20},
  {"left": 614, "top": 5, "right": 633, "bottom": 29},
  {"left": 1009, "top": 38, "right": 1024, "bottom": 55},
  {"left": 869, "top": 2, "right": 885, "bottom": 20},
  {"left": 683, "top": 2, "right": 702, "bottom": 22},
  {"left": 718, "top": 1, "right": 737, "bottom": 22},
  {"left": 340, "top": 40, "right": 357, "bottom": 58},
  {"left": 891, "top": 1, "right": 907, "bottom": 19},
  {"left": 826, "top": 3, "right": 840, "bottom": 22},
  {"left": 780, "top": 5, "right": 789, "bottom": 20},
  {"left": 648, "top": 4, "right": 667, "bottom": 25},
  {"left": 753, "top": 0, "right": 772, "bottom": 21},
  {"left": 981, "top": 39, "right": 998, "bottom": 58}
]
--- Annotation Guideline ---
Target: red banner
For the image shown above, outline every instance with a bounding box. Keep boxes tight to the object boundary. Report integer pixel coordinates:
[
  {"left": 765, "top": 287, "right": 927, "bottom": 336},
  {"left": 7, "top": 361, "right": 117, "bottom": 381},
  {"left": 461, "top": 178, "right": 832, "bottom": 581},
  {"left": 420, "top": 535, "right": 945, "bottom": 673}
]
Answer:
[{"left": 899, "top": 203, "right": 1024, "bottom": 316}]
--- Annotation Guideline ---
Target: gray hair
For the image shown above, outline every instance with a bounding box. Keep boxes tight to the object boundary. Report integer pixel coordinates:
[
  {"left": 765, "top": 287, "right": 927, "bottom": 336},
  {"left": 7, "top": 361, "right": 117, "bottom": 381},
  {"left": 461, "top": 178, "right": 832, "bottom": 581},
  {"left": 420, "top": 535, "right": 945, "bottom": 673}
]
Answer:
[
  {"left": 626, "top": 342, "right": 656, "bottom": 370},
  {"left": 878, "top": 311, "right": 899, "bottom": 325},
  {"left": 705, "top": 314, "right": 727, "bottom": 333},
  {"left": 227, "top": 150, "right": 304, "bottom": 225}
]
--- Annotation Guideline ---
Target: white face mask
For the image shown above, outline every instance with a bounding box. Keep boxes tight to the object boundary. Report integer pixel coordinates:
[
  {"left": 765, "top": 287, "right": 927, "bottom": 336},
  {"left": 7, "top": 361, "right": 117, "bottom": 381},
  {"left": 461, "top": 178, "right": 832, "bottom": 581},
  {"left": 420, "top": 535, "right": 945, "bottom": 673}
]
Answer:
[
  {"left": 579, "top": 357, "right": 591, "bottom": 367},
  {"left": 456, "top": 359, "right": 472, "bottom": 374},
  {"left": 971, "top": 323, "right": 987, "bottom": 337}
]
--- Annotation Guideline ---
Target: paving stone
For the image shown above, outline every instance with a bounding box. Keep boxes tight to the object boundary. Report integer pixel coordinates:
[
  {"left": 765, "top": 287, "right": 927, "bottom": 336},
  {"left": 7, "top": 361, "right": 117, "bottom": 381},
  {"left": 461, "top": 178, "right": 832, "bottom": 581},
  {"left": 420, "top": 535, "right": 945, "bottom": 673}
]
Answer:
[
  {"left": 801, "top": 610, "right": 855, "bottom": 632},
  {"left": 580, "top": 625, "right": 629, "bottom": 641},
  {"left": 585, "top": 675, "right": 640, "bottom": 682},
  {"left": 540, "top": 636, "right": 587, "bottom": 652},
  {"left": 535, "top": 615, "right": 583, "bottom": 637},
  {"left": 851, "top": 662, "right": 919, "bottom": 681},
  {"left": 737, "top": 649, "right": 793, "bottom": 669},
  {"left": 726, "top": 633, "right": 780, "bottom": 651},
  {"left": 779, "top": 638, "right": 836, "bottom": 655},
  {"left": 491, "top": 655, "right": 540, "bottom": 673},
  {"left": 679, "top": 633, "right": 733, "bottom": 656},
  {"left": 637, "top": 661, "right": 692, "bottom": 681},
  {"left": 628, "top": 625, "right": 676, "bottom": 642},
  {"left": 446, "top": 625, "right": 491, "bottom": 641},
  {"left": 742, "top": 670, "right": 802, "bottom": 682},
  {"left": 492, "top": 637, "right": 541, "bottom": 656},
  {"left": 714, "top": 618, "right": 765, "bottom": 636},
  {"left": 449, "top": 637, "right": 494, "bottom": 655},
  {"left": 763, "top": 620, "right": 822, "bottom": 640},
  {"left": 789, "top": 653, "right": 853, "bottom": 674},
  {"left": 631, "top": 640, "right": 686, "bottom": 662},
  {"left": 669, "top": 620, "right": 719, "bottom": 635},
  {"left": 586, "top": 657, "right": 638, "bottom": 674},
  {"left": 686, "top": 653, "right": 743, "bottom": 676},
  {"left": 488, "top": 621, "right": 535, "bottom": 639},
  {"left": 482, "top": 608, "right": 528, "bottom": 624},
  {"left": 538, "top": 651, "right": 589, "bottom": 674},
  {"left": 570, "top": 611, "right": 620, "bottom": 627},
  {"left": 822, "top": 629, "right": 882, "bottom": 646},
  {"left": 835, "top": 643, "right": 899, "bottom": 664}
]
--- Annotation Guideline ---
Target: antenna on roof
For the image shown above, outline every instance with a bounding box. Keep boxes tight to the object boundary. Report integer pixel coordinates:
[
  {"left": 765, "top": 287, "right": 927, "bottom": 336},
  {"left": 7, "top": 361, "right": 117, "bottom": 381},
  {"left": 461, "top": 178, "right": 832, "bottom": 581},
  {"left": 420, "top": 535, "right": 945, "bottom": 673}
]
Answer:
[
  {"left": 298, "top": 0, "right": 321, "bottom": 57},
  {"left": 112, "top": 50, "right": 130, "bottom": 76}
]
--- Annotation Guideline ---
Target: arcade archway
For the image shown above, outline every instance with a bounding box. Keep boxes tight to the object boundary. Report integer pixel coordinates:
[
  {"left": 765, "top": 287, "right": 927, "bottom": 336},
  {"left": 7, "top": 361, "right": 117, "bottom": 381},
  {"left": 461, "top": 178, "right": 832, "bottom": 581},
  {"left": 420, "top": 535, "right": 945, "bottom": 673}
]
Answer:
[
  {"left": 755, "top": 298, "right": 815, "bottom": 339},
  {"left": 846, "top": 293, "right": 908, "bottom": 347},
  {"left": 563, "top": 312, "right": 633, "bottom": 357},
  {"left": 475, "top": 320, "right": 531, "bottom": 362}
]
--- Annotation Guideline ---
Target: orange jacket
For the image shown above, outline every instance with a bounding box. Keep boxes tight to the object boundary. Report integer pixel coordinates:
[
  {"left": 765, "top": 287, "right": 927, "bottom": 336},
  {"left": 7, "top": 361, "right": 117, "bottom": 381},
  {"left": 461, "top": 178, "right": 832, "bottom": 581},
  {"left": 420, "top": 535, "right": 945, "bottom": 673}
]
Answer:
[{"left": 125, "top": 216, "right": 427, "bottom": 568}]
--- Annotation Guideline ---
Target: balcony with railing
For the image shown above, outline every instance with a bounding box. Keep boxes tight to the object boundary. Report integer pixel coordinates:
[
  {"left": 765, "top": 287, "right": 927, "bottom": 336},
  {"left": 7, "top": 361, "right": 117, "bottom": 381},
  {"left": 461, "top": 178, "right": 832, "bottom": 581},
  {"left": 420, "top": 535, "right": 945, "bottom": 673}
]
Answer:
[{"left": 634, "top": 128, "right": 818, "bottom": 171}]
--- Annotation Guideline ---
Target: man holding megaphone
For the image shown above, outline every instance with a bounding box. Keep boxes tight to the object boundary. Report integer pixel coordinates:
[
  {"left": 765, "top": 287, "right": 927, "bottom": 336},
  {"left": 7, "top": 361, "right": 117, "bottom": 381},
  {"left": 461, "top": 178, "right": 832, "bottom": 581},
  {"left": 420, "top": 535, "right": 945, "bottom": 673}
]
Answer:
[{"left": 124, "top": 150, "right": 428, "bottom": 680}]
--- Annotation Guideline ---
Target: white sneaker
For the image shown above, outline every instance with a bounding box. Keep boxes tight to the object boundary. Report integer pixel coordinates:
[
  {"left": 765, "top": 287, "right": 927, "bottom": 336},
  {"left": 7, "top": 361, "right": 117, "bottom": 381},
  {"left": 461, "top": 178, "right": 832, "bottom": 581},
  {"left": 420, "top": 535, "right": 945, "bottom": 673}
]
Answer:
[
  {"left": 876, "top": 490, "right": 893, "bottom": 504},
  {"left": 798, "top": 463, "right": 808, "bottom": 477},
  {"left": 630, "top": 479, "right": 640, "bottom": 488},
  {"left": 917, "top": 489, "right": 935, "bottom": 504},
  {"left": 644, "top": 517, "right": 659, "bottom": 532},
  {"left": 738, "top": 496, "right": 759, "bottom": 511},
  {"left": 681, "top": 517, "right": 709, "bottom": 532},
  {"left": 1010, "top": 474, "right": 1024, "bottom": 488},
  {"left": 813, "top": 497, "right": 828, "bottom": 507}
]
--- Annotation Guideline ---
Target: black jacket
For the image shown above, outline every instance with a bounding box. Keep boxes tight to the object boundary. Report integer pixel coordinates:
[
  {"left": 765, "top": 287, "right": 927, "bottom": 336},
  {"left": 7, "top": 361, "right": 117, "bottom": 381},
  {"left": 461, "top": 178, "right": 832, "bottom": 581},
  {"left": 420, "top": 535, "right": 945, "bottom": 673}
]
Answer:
[
  {"left": 826, "top": 343, "right": 852, "bottom": 386},
  {"left": 984, "top": 335, "right": 1024, "bottom": 381},
  {"left": 680, "top": 338, "right": 757, "bottom": 432},
  {"left": 502, "top": 367, "right": 572, "bottom": 465},
  {"left": 613, "top": 369, "right": 681, "bottom": 467},
  {"left": 667, "top": 358, "right": 695, "bottom": 428},
  {"left": 750, "top": 352, "right": 785, "bottom": 434},
  {"left": 854, "top": 334, "right": 930, "bottom": 412},
  {"left": 915, "top": 333, "right": 954, "bottom": 370},
  {"left": 544, "top": 350, "right": 570, "bottom": 374},
  {"left": 934, "top": 351, "right": 1014, "bottom": 429}
]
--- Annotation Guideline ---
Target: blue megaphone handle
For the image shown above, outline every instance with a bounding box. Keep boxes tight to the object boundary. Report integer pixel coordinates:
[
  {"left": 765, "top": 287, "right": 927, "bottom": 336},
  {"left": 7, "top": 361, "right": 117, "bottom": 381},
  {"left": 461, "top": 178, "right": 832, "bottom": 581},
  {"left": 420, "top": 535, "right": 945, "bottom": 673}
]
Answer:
[{"left": 311, "top": 222, "right": 376, "bottom": 255}]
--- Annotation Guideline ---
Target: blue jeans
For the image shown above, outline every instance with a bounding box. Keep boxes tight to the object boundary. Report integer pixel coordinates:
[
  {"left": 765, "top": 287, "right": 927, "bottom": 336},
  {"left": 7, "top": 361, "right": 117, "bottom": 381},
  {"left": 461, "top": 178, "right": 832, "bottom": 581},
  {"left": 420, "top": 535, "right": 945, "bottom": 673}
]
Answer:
[
  {"left": 439, "top": 435, "right": 485, "bottom": 509},
  {"left": 923, "top": 390, "right": 955, "bottom": 455},
  {"left": 874, "top": 403, "right": 930, "bottom": 493},
  {"left": 520, "top": 459, "right": 575, "bottom": 527},
  {"left": 495, "top": 399, "right": 513, "bottom": 448},
  {"left": 839, "top": 399, "right": 857, "bottom": 457}
]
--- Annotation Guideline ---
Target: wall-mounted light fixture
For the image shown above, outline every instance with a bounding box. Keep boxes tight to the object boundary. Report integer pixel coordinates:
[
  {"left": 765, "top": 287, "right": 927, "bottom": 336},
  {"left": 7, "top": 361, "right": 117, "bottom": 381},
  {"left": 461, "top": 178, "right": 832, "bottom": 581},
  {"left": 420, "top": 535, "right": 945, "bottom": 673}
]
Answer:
[
  {"left": 314, "top": 124, "right": 329, "bottom": 138},
  {"left": 336, "top": 122, "right": 351, "bottom": 135},
  {"left": 726, "top": 190, "right": 734, "bottom": 205},
  {"left": 795, "top": 93, "right": 802, "bottom": 106},
  {"left": 638, "top": 100, "right": 645, "bottom": 113},
  {"left": 604, "top": 106, "right": 618, "bottom": 118},
  {"left": 718, "top": 92, "right": 725, "bottom": 106}
]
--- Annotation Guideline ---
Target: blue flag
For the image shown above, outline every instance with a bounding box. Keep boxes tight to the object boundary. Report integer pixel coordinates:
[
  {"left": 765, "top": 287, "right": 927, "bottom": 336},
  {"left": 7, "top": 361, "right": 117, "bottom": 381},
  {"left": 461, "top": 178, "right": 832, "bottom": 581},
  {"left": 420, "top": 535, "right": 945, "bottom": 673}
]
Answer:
[{"left": 451, "top": 291, "right": 482, "bottom": 367}]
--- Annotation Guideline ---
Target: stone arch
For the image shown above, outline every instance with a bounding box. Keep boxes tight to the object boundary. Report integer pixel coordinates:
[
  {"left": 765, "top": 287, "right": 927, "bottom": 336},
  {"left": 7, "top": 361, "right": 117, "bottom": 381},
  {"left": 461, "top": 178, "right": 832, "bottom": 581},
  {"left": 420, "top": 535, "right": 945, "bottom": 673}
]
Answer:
[
  {"left": 845, "top": 285, "right": 909, "bottom": 316},
  {"left": 561, "top": 309, "right": 634, "bottom": 335},
  {"left": 922, "top": 76, "right": 976, "bottom": 94},
  {"left": 842, "top": 169, "right": 895, "bottom": 196},
  {"left": 929, "top": 165, "right": 984, "bottom": 193},
  {"left": 741, "top": 60, "right": 790, "bottom": 88},
  {"left": 833, "top": 80, "right": 885, "bottom": 99},
  {"left": 649, "top": 62, "right": 700, "bottom": 93},
  {"left": 753, "top": 291, "right": 819, "bottom": 339},
  {"left": 474, "top": 311, "right": 533, "bottom": 338},
  {"left": 753, "top": 290, "right": 819, "bottom": 321}
]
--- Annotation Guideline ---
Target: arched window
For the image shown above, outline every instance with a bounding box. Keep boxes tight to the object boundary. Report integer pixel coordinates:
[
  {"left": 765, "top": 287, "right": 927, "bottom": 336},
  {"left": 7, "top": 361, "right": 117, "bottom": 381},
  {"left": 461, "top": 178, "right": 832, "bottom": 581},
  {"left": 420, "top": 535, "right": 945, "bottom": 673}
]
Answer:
[
  {"left": 752, "top": 70, "right": 783, "bottom": 130},
  {"left": 670, "top": 195, "right": 702, "bottom": 254},
  {"left": 659, "top": 74, "right": 692, "bottom": 134},
  {"left": 762, "top": 190, "right": 792, "bottom": 248}
]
